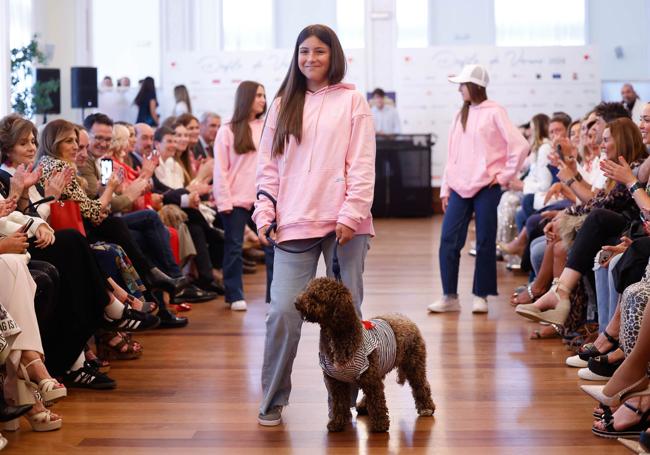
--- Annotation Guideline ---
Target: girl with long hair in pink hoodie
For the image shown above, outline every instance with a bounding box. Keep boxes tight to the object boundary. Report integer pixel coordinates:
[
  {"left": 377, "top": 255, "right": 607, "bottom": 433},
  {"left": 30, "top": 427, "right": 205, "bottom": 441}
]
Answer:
[
  {"left": 213, "top": 81, "right": 267, "bottom": 312},
  {"left": 253, "top": 24, "right": 376, "bottom": 426},
  {"left": 427, "top": 64, "right": 528, "bottom": 315}
]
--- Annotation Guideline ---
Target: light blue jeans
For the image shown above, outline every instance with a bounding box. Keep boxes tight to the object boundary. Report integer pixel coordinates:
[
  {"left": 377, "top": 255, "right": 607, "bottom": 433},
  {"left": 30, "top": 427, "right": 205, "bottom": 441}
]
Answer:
[
  {"left": 594, "top": 252, "right": 622, "bottom": 332},
  {"left": 530, "top": 236, "right": 547, "bottom": 277},
  {"left": 259, "top": 234, "right": 370, "bottom": 414}
]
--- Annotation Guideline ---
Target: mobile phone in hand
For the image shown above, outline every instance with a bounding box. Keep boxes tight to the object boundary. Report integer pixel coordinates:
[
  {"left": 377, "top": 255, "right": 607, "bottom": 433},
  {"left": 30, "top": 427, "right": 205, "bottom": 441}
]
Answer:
[
  {"left": 100, "top": 158, "right": 113, "bottom": 185},
  {"left": 556, "top": 143, "right": 565, "bottom": 162},
  {"left": 19, "top": 218, "right": 34, "bottom": 233}
]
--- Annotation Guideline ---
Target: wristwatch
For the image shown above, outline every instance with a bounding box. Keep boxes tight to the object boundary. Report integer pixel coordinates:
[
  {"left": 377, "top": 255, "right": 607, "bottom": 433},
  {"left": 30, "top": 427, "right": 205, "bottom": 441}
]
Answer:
[
  {"left": 564, "top": 177, "right": 576, "bottom": 187},
  {"left": 628, "top": 181, "right": 644, "bottom": 194},
  {"left": 574, "top": 173, "right": 583, "bottom": 182}
]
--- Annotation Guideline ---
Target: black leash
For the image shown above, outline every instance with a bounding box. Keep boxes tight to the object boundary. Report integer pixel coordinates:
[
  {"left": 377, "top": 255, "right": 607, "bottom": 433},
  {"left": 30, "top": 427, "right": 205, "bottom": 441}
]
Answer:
[{"left": 256, "top": 190, "right": 341, "bottom": 281}]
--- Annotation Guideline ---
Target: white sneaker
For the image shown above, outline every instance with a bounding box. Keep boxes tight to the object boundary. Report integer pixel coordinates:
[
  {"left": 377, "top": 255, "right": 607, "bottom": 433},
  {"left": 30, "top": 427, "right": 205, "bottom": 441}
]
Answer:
[
  {"left": 471, "top": 296, "right": 488, "bottom": 313},
  {"left": 427, "top": 296, "right": 460, "bottom": 313},
  {"left": 566, "top": 355, "right": 588, "bottom": 368},
  {"left": 230, "top": 300, "right": 248, "bottom": 311},
  {"left": 578, "top": 367, "right": 610, "bottom": 381}
]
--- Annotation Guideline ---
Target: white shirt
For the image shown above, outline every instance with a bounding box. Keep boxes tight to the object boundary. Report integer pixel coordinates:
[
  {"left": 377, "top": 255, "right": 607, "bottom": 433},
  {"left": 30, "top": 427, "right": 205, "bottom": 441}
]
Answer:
[
  {"left": 371, "top": 105, "right": 401, "bottom": 135},
  {"left": 154, "top": 156, "right": 185, "bottom": 189},
  {"left": 172, "top": 101, "right": 189, "bottom": 117}
]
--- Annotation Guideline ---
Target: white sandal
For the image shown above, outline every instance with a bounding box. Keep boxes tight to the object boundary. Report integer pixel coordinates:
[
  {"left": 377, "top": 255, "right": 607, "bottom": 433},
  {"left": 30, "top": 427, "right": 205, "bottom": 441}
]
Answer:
[
  {"left": 515, "top": 278, "right": 571, "bottom": 326},
  {"left": 18, "top": 359, "right": 67, "bottom": 404},
  {"left": 4, "top": 407, "right": 62, "bottom": 432}
]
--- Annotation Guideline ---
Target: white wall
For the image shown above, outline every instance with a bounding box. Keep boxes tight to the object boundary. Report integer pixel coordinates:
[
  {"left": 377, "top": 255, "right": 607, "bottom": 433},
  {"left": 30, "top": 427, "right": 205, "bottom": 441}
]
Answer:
[{"left": 23, "top": 0, "right": 650, "bottom": 122}]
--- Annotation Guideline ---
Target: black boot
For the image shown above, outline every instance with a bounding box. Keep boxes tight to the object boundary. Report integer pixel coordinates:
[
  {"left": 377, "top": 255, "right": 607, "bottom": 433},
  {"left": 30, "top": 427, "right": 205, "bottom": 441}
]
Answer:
[{"left": 145, "top": 267, "right": 178, "bottom": 294}]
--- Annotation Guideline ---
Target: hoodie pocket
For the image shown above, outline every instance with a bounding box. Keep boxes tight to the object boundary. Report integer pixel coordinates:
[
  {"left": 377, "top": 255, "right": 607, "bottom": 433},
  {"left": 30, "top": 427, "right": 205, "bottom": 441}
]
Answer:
[{"left": 277, "top": 169, "right": 346, "bottom": 226}]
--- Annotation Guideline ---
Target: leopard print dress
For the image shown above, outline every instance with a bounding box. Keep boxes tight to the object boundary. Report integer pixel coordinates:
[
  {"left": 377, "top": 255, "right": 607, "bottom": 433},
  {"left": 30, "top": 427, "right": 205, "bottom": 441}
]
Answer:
[{"left": 620, "top": 258, "right": 650, "bottom": 356}]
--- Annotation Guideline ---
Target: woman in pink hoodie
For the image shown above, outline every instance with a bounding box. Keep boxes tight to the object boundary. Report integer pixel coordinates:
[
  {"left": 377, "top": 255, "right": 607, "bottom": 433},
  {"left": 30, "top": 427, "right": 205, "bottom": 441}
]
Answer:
[
  {"left": 253, "top": 24, "right": 375, "bottom": 426},
  {"left": 428, "top": 64, "right": 528, "bottom": 314},
  {"left": 213, "top": 81, "right": 266, "bottom": 312}
]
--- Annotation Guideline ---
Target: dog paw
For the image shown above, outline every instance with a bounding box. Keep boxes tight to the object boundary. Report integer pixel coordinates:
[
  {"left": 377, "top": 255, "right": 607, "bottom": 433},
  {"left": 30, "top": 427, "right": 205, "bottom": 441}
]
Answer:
[
  {"left": 418, "top": 408, "right": 435, "bottom": 417},
  {"left": 327, "top": 420, "right": 346, "bottom": 432},
  {"left": 369, "top": 419, "right": 390, "bottom": 433}
]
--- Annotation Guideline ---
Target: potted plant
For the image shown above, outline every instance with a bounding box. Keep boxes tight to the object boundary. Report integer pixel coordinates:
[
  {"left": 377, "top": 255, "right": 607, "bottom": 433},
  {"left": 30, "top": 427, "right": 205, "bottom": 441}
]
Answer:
[{"left": 10, "top": 35, "right": 59, "bottom": 118}]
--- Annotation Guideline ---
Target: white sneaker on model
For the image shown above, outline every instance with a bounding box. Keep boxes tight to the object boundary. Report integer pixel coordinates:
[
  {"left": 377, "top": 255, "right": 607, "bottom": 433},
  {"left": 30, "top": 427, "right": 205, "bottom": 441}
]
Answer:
[
  {"left": 427, "top": 296, "right": 461, "bottom": 313},
  {"left": 471, "top": 296, "right": 488, "bottom": 313},
  {"left": 230, "top": 300, "right": 248, "bottom": 311}
]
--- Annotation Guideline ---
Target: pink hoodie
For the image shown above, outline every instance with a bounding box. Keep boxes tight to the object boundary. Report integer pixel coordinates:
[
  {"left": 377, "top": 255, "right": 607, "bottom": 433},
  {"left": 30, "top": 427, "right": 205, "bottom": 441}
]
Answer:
[
  {"left": 253, "top": 83, "right": 375, "bottom": 243},
  {"left": 440, "top": 100, "right": 529, "bottom": 199},
  {"left": 213, "top": 118, "right": 263, "bottom": 212}
]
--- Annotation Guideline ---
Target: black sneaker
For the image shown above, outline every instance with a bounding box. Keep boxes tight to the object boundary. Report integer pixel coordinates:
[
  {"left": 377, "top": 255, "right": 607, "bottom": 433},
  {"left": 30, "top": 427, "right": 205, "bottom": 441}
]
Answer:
[
  {"left": 63, "top": 361, "right": 117, "bottom": 389},
  {"left": 102, "top": 303, "right": 161, "bottom": 332}
]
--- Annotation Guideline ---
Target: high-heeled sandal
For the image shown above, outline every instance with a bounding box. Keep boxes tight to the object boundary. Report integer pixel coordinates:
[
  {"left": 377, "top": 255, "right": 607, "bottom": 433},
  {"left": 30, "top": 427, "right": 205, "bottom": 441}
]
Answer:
[
  {"left": 96, "top": 331, "right": 143, "bottom": 361},
  {"left": 121, "top": 294, "right": 157, "bottom": 314},
  {"left": 579, "top": 330, "right": 620, "bottom": 361},
  {"left": 592, "top": 401, "right": 650, "bottom": 439},
  {"left": 515, "top": 278, "right": 571, "bottom": 326},
  {"left": 17, "top": 359, "right": 66, "bottom": 405},
  {"left": 3, "top": 390, "right": 62, "bottom": 432},
  {"left": 581, "top": 376, "right": 650, "bottom": 407}
]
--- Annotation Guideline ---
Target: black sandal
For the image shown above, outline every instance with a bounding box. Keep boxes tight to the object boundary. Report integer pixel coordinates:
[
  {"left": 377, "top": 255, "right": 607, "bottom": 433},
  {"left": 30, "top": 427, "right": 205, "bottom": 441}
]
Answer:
[
  {"left": 102, "top": 303, "right": 160, "bottom": 332},
  {"left": 579, "top": 330, "right": 619, "bottom": 361},
  {"left": 592, "top": 402, "right": 650, "bottom": 439},
  {"left": 588, "top": 352, "right": 624, "bottom": 378}
]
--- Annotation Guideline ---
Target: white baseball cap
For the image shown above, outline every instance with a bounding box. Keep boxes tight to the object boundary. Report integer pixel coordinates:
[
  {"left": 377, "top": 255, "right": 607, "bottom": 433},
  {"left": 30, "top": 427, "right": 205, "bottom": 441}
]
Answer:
[{"left": 448, "top": 64, "right": 490, "bottom": 87}]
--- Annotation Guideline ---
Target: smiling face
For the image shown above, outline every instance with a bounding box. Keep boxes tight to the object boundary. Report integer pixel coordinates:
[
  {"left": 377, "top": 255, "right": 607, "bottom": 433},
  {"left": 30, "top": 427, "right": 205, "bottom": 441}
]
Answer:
[
  {"left": 601, "top": 127, "right": 617, "bottom": 160},
  {"left": 639, "top": 104, "right": 650, "bottom": 145},
  {"left": 251, "top": 85, "right": 266, "bottom": 117},
  {"left": 185, "top": 119, "right": 200, "bottom": 146},
  {"left": 57, "top": 130, "right": 79, "bottom": 163},
  {"left": 298, "top": 35, "right": 331, "bottom": 90},
  {"left": 89, "top": 123, "right": 112, "bottom": 159},
  {"left": 8, "top": 131, "right": 37, "bottom": 166},
  {"left": 549, "top": 121, "right": 567, "bottom": 142},
  {"left": 174, "top": 124, "right": 189, "bottom": 153}
]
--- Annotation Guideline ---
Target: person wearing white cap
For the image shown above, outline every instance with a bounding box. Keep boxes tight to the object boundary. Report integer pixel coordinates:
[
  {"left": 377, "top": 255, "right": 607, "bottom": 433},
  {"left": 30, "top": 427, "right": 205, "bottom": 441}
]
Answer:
[{"left": 428, "top": 64, "right": 529, "bottom": 314}]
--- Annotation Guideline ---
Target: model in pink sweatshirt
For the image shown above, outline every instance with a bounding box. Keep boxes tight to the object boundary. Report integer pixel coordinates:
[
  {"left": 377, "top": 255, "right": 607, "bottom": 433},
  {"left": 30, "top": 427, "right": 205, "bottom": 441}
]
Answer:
[
  {"left": 429, "top": 64, "right": 528, "bottom": 316},
  {"left": 253, "top": 83, "right": 376, "bottom": 243},
  {"left": 213, "top": 117, "right": 264, "bottom": 212},
  {"left": 256, "top": 25, "right": 377, "bottom": 428}
]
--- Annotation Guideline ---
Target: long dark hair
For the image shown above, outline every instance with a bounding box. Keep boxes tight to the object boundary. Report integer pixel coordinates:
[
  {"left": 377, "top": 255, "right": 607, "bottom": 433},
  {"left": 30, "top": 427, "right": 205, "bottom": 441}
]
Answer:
[
  {"left": 460, "top": 83, "right": 488, "bottom": 132},
  {"left": 271, "top": 24, "right": 347, "bottom": 156},
  {"left": 230, "top": 81, "right": 265, "bottom": 155},
  {"left": 134, "top": 77, "right": 157, "bottom": 106},
  {"left": 530, "top": 113, "right": 550, "bottom": 152}
]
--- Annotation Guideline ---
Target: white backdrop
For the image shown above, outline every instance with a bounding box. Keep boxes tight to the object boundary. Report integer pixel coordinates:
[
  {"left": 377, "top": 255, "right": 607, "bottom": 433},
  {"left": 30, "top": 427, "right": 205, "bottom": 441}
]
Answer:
[
  {"left": 161, "top": 49, "right": 367, "bottom": 121},
  {"left": 394, "top": 46, "right": 601, "bottom": 185}
]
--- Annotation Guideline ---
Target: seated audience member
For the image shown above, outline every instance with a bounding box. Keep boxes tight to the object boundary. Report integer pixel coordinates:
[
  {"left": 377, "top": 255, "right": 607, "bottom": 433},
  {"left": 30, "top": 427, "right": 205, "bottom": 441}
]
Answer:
[
  {"left": 370, "top": 88, "right": 401, "bottom": 135},
  {"left": 130, "top": 123, "right": 154, "bottom": 170},
  {"left": 516, "top": 118, "right": 647, "bottom": 331},
  {"left": 37, "top": 119, "right": 189, "bottom": 327},
  {"left": 196, "top": 112, "right": 221, "bottom": 159}
]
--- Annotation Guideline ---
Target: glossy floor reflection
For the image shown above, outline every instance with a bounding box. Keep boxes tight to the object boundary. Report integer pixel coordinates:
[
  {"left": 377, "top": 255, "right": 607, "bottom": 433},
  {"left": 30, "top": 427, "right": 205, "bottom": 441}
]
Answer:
[{"left": 3, "top": 218, "right": 631, "bottom": 454}]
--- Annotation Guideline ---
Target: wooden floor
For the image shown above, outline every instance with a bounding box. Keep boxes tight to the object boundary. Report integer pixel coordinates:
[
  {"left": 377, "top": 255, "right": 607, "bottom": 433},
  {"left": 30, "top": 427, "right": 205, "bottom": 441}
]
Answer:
[{"left": 3, "top": 218, "right": 634, "bottom": 454}]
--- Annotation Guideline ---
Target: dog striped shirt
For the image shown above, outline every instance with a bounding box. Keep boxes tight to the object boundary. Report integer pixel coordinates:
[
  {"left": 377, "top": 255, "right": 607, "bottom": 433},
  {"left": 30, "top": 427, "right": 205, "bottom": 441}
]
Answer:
[{"left": 319, "top": 318, "right": 397, "bottom": 383}]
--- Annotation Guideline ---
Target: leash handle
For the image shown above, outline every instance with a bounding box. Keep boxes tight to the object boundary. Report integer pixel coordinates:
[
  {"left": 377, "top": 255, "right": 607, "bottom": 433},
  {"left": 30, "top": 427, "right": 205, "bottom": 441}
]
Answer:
[{"left": 256, "top": 190, "right": 342, "bottom": 282}]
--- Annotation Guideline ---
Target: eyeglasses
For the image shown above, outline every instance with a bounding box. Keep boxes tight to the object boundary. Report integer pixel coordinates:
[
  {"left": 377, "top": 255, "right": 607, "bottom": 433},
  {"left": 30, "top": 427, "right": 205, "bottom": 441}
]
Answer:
[{"left": 90, "top": 134, "right": 112, "bottom": 143}]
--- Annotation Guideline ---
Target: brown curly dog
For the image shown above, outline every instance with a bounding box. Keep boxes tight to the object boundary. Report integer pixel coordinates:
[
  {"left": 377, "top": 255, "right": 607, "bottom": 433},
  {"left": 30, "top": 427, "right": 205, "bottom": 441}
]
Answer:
[{"left": 295, "top": 277, "right": 435, "bottom": 432}]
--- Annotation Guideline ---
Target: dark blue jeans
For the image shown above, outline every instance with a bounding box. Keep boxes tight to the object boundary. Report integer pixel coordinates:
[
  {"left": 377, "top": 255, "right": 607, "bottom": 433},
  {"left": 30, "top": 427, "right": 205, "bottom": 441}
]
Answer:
[
  {"left": 122, "top": 210, "right": 183, "bottom": 278},
  {"left": 439, "top": 185, "right": 501, "bottom": 297},
  {"left": 220, "top": 207, "right": 250, "bottom": 302}
]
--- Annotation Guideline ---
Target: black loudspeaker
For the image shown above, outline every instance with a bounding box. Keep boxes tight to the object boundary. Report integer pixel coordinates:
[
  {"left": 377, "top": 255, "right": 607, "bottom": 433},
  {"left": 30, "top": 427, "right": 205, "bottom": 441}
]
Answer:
[
  {"left": 372, "top": 135, "right": 434, "bottom": 217},
  {"left": 35, "top": 68, "right": 61, "bottom": 114},
  {"left": 70, "top": 67, "right": 98, "bottom": 108}
]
